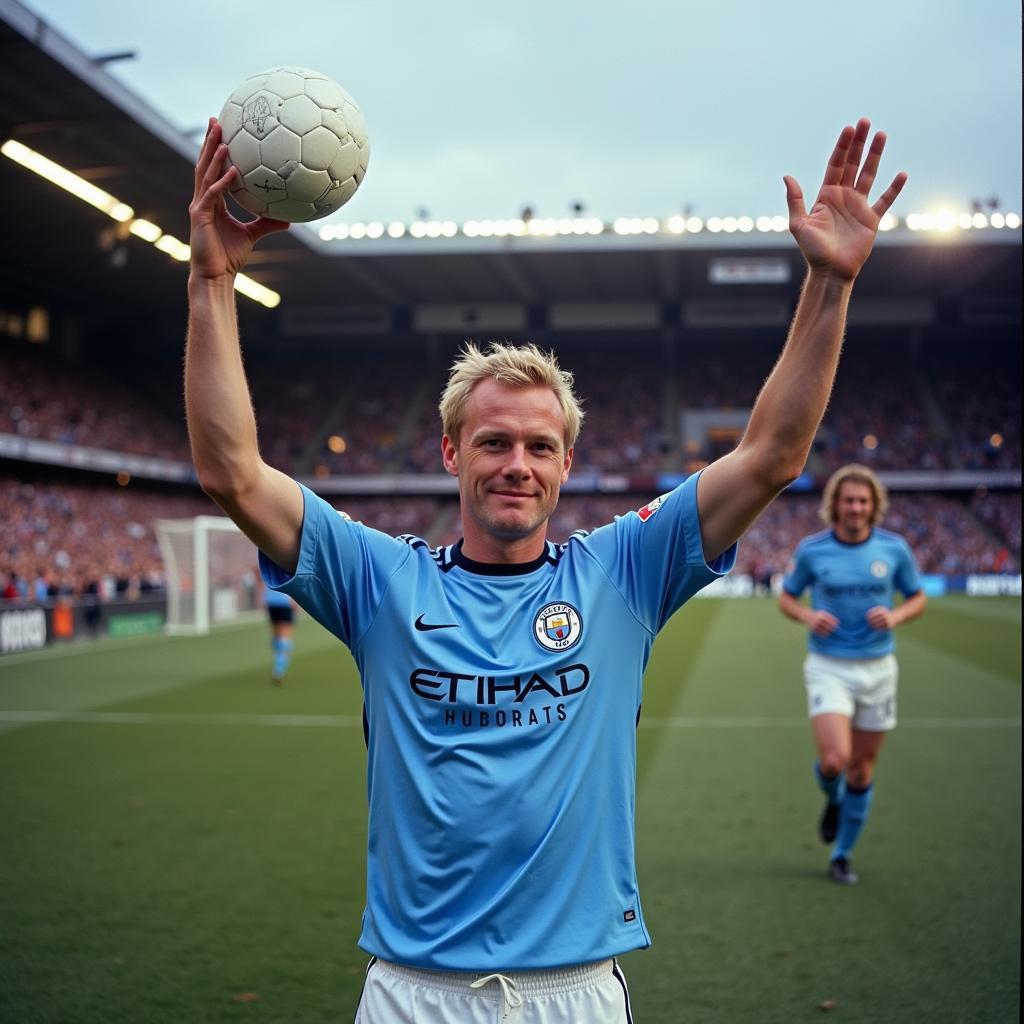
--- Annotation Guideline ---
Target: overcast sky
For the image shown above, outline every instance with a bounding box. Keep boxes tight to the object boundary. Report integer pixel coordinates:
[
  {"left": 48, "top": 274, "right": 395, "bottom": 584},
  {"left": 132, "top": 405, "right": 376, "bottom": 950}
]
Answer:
[{"left": 23, "top": 0, "right": 1023, "bottom": 227}]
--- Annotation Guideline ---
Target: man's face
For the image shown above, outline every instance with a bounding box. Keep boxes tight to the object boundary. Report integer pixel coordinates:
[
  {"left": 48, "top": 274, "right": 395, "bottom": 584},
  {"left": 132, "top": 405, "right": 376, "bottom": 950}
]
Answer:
[
  {"left": 442, "top": 379, "right": 572, "bottom": 548},
  {"left": 835, "top": 481, "right": 874, "bottom": 537}
]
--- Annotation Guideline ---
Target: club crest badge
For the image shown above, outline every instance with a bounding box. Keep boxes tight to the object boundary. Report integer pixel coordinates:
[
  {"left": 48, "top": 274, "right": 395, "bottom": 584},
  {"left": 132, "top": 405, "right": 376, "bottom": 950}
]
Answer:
[
  {"left": 533, "top": 602, "right": 583, "bottom": 652},
  {"left": 870, "top": 560, "right": 888, "bottom": 578}
]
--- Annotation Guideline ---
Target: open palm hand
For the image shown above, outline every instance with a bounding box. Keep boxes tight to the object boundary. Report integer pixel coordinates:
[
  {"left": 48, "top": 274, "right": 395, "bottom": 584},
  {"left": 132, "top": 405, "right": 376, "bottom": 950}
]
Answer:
[{"left": 785, "top": 119, "right": 907, "bottom": 282}]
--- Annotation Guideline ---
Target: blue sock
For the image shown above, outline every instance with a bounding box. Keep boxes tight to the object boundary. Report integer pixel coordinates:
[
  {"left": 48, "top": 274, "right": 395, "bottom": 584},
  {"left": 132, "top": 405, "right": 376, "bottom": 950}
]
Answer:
[
  {"left": 272, "top": 636, "right": 293, "bottom": 677},
  {"left": 833, "top": 782, "right": 874, "bottom": 861},
  {"left": 814, "top": 761, "right": 846, "bottom": 805}
]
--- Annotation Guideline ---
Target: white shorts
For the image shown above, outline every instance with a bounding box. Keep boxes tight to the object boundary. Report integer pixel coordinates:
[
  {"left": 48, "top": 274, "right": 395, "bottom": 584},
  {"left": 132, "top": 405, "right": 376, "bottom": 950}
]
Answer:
[
  {"left": 804, "top": 652, "right": 898, "bottom": 731},
  {"left": 355, "top": 957, "right": 633, "bottom": 1024}
]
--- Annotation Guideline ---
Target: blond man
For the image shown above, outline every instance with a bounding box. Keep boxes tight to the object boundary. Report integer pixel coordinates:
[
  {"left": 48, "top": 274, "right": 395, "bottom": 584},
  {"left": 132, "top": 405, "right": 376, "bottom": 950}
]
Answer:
[
  {"left": 187, "top": 116, "right": 905, "bottom": 1020},
  {"left": 780, "top": 465, "right": 927, "bottom": 885}
]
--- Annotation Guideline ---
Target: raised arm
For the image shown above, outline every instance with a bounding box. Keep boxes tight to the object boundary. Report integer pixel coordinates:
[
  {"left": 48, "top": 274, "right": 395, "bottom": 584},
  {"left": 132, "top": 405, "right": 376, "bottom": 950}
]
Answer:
[
  {"left": 697, "top": 119, "right": 907, "bottom": 560},
  {"left": 186, "top": 118, "right": 304, "bottom": 573}
]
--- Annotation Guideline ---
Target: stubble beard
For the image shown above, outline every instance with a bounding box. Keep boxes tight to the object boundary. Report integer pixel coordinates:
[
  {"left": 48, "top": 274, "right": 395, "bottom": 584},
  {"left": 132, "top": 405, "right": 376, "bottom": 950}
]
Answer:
[{"left": 468, "top": 490, "right": 558, "bottom": 542}]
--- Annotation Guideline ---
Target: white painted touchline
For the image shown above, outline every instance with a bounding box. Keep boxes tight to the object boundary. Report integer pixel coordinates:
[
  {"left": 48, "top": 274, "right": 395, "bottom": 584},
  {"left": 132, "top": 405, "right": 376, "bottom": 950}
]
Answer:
[{"left": 0, "top": 711, "right": 1018, "bottom": 729}]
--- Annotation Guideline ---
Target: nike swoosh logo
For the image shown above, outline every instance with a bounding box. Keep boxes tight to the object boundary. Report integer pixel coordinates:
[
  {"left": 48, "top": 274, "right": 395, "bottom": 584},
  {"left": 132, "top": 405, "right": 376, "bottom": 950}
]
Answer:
[{"left": 414, "top": 614, "right": 459, "bottom": 632}]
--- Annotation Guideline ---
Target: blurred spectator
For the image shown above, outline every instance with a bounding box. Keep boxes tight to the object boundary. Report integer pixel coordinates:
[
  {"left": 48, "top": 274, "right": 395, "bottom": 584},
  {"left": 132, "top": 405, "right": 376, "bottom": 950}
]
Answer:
[
  {"left": 0, "top": 343, "right": 190, "bottom": 460},
  {"left": 0, "top": 478, "right": 447, "bottom": 600},
  {"left": 969, "top": 490, "right": 1021, "bottom": 557},
  {"left": 4, "top": 335, "right": 1017, "bottom": 478},
  {"left": 928, "top": 351, "right": 1021, "bottom": 470}
]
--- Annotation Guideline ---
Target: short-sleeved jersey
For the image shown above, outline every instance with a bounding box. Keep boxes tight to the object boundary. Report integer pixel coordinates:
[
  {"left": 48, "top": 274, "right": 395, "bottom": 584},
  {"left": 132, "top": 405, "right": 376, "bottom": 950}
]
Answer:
[
  {"left": 260, "top": 472, "right": 735, "bottom": 971},
  {"left": 782, "top": 528, "right": 922, "bottom": 659},
  {"left": 264, "top": 586, "right": 292, "bottom": 609}
]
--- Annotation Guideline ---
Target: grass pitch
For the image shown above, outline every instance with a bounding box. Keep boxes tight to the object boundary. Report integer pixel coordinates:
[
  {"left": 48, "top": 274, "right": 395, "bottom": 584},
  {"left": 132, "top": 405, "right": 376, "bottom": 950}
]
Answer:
[{"left": 0, "top": 597, "right": 1019, "bottom": 1023}]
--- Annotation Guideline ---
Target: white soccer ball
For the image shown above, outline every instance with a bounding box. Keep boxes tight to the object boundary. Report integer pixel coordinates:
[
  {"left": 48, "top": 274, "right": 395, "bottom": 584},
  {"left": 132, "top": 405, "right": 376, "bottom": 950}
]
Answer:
[{"left": 217, "top": 66, "right": 369, "bottom": 223}]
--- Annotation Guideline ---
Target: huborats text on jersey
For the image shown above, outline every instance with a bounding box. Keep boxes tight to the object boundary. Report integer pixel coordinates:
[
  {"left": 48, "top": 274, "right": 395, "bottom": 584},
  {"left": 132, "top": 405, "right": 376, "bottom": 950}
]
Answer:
[{"left": 409, "top": 663, "right": 590, "bottom": 729}]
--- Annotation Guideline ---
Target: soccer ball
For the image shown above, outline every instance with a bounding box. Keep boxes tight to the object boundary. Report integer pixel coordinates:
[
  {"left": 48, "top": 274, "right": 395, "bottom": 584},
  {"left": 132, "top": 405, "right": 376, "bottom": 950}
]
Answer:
[{"left": 217, "top": 66, "right": 369, "bottom": 223}]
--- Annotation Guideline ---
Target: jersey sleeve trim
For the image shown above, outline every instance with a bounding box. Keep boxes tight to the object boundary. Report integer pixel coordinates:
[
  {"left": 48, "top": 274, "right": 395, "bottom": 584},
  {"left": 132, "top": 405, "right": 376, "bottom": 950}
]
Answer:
[
  {"left": 683, "top": 469, "right": 738, "bottom": 572},
  {"left": 258, "top": 486, "right": 348, "bottom": 640}
]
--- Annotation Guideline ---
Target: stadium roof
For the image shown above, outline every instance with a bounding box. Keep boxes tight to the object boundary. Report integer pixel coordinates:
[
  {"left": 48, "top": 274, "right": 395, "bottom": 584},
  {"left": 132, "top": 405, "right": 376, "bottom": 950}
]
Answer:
[{"left": 1, "top": 0, "right": 1021, "bottom": 323}]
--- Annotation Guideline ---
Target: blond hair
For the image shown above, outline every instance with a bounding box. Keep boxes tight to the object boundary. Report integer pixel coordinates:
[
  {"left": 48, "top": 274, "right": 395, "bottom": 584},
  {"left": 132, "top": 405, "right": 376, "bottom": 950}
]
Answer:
[
  {"left": 439, "top": 341, "right": 584, "bottom": 447},
  {"left": 819, "top": 463, "right": 889, "bottom": 526}
]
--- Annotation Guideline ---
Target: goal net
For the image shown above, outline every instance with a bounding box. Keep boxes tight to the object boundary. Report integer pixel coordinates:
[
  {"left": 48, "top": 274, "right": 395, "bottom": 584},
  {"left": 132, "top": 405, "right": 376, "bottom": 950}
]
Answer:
[{"left": 154, "top": 516, "right": 262, "bottom": 634}]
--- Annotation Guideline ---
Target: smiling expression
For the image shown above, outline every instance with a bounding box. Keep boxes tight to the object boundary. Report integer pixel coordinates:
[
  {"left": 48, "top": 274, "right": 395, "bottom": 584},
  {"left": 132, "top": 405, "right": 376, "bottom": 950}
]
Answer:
[
  {"left": 834, "top": 481, "right": 875, "bottom": 542},
  {"left": 442, "top": 379, "right": 573, "bottom": 562}
]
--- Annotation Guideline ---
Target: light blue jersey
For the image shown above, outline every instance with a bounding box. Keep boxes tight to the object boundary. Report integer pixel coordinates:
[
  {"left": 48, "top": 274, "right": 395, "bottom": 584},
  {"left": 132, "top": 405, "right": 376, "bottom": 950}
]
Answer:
[
  {"left": 264, "top": 586, "right": 292, "bottom": 609},
  {"left": 783, "top": 528, "right": 921, "bottom": 659},
  {"left": 260, "top": 473, "right": 734, "bottom": 971}
]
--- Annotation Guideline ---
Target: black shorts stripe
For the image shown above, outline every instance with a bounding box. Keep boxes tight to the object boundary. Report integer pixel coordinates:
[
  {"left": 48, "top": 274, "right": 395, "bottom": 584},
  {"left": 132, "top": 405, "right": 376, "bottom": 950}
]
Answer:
[
  {"left": 612, "top": 959, "right": 634, "bottom": 1024},
  {"left": 353, "top": 957, "right": 378, "bottom": 1023}
]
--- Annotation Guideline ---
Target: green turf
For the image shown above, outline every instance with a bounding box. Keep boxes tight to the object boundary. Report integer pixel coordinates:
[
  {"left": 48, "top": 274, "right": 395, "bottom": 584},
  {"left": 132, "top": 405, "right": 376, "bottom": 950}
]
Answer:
[{"left": 0, "top": 598, "right": 1019, "bottom": 1023}]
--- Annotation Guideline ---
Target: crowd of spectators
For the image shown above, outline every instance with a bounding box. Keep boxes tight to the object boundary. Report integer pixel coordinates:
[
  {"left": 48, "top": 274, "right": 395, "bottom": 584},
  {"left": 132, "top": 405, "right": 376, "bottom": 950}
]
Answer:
[
  {"left": 2, "top": 331, "right": 1019, "bottom": 605},
  {"left": 1, "top": 478, "right": 213, "bottom": 603},
  {"left": 969, "top": 490, "right": 1021, "bottom": 561},
  {"left": 928, "top": 351, "right": 1021, "bottom": 470},
  {"left": 248, "top": 355, "right": 347, "bottom": 472},
  {"left": 735, "top": 492, "right": 1020, "bottom": 577},
  {"left": 816, "top": 353, "right": 952, "bottom": 473},
  {"left": 3, "top": 475, "right": 1019, "bottom": 609},
  {"left": 569, "top": 355, "right": 666, "bottom": 472},
  {"left": 311, "top": 358, "right": 430, "bottom": 475},
  {"left": 2, "top": 335, "right": 1019, "bottom": 478},
  {"left": 0, "top": 478, "right": 444, "bottom": 605},
  {"left": 0, "top": 344, "right": 191, "bottom": 461},
  {"left": 431, "top": 489, "right": 1019, "bottom": 577}
]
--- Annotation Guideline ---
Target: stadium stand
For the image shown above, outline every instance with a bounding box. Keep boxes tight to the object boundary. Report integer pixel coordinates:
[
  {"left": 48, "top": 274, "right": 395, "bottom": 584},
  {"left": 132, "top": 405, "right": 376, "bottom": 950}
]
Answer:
[
  {"left": 3, "top": 332, "right": 1019, "bottom": 479},
  {"left": 3, "top": 474, "right": 1018, "bottom": 604},
  {"left": 2, "top": 320, "right": 1020, "bottom": 602},
  {"left": 0, "top": 21, "right": 1017, "bottom": 622},
  {"left": 0, "top": 342, "right": 191, "bottom": 461}
]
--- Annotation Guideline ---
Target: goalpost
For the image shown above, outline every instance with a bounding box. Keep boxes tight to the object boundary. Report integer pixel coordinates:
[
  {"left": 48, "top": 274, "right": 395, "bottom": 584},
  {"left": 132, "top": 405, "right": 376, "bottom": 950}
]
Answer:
[{"left": 154, "top": 516, "right": 262, "bottom": 634}]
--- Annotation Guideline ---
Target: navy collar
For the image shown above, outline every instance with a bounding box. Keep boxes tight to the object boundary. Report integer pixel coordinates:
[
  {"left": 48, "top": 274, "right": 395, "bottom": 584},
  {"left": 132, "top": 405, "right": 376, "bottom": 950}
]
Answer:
[
  {"left": 831, "top": 528, "right": 874, "bottom": 547},
  {"left": 451, "top": 538, "right": 556, "bottom": 576}
]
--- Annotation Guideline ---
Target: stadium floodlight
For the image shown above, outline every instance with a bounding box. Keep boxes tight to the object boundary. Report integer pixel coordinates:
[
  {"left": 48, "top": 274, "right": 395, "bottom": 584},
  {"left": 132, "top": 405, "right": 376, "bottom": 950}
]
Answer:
[
  {"left": 128, "top": 218, "right": 162, "bottom": 243},
  {"left": 314, "top": 203, "right": 1019, "bottom": 246},
  {"left": 155, "top": 234, "right": 191, "bottom": 261},
  {"left": 3, "top": 137, "right": 279, "bottom": 306},
  {"left": 155, "top": 515, "right": 261, "bottom": 634},
  {"left": 2, "top": 138, "right": 133, "bottom": 221},
  {"left": 234, "top": 273, "right": 280, "bottom": 309}
]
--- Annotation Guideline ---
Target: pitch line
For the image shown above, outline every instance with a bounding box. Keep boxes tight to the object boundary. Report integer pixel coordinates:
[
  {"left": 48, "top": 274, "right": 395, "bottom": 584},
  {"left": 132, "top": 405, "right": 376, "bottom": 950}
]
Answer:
[
  {"left": 0, "top": 710, "right": 363, "bottom": 727},
  {"left": 0, "top": 711, "right": 1019, "bottom": 729},
  {"left": 640, "top": 716, "right": 1023, "bottom": 729}
]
